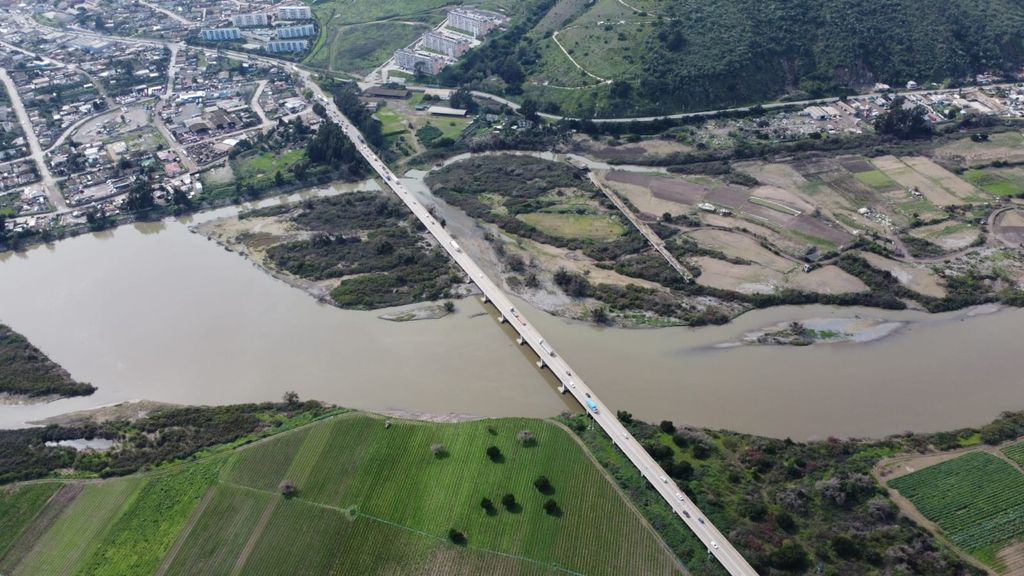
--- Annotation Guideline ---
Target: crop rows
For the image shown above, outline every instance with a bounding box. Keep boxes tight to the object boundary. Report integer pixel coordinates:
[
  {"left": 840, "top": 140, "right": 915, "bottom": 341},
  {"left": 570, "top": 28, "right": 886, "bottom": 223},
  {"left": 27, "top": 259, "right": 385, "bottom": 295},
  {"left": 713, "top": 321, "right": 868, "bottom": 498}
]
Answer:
[
  {"left": 1002, "top": 441, "right": 1024, "bottom": 469},
  {"left": 221, "top": 426, "right": 311, "bottom": 491},
  {"left": 11, "top": 479, "right": 141, "bottom": 576},
  {"left": 164, "top": 484, "right": 273, "bottom": 576},
  {"left": 76, "top": 462, "right": 221, "bottom": 576},
  {"left": 890, "top": 452, "right": 1024, "bottom": 551},
  {"left": 0, "top": 483, "right": 60, "bottom": 558}
]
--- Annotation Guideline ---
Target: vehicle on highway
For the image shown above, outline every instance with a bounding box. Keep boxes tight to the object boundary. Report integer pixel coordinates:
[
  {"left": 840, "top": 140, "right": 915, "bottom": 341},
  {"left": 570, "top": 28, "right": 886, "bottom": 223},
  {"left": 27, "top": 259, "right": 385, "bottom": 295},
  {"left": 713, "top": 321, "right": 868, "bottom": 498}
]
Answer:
[
  {"left": 675, "top": 492, "right": 684, "bottom": 501},
  {"left": 585, "top": 398, "right": 599, "bottom": 413},
  {"left": 450, "top": 240, "right": 462, "bottom": 253},
  {"left": 567, "top": 380, "right": 575, "bottom": 389},
  {"left": 682, "top": 510, "right": 691, "bottom": 518},
  {"left": 711, "top": 541, "right": 719, "bottom": 550},
  {"left": 659, "top": 476, "right": 668, "bottom": 483},
  {"left": 538, "top": 338, "right": 555, "bottom": 357},
  {"left": 623, "top": 431, "right": 630, "bottom": 439},
  {"left": 698, "top": 517, "right": 705, "bottom": 524}
]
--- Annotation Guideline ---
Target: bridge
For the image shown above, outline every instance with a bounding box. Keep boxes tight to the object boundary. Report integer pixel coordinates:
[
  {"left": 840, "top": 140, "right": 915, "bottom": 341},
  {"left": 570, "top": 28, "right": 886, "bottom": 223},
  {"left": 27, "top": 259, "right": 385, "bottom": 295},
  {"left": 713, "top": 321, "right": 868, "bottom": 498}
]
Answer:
[{"left": 302, "top": 78, "right": 760, "bottom": 576}]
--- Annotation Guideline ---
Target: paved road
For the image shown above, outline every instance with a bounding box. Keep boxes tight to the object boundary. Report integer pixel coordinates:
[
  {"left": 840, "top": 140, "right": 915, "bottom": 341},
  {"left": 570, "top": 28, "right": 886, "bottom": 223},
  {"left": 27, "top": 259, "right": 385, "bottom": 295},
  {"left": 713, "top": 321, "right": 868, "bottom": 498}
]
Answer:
[
  {"left": 0, "top": 68, "right": 65, "bottom": 210},
  {"left": 301, "top": 70, "right": 758, "bottom": 576}
]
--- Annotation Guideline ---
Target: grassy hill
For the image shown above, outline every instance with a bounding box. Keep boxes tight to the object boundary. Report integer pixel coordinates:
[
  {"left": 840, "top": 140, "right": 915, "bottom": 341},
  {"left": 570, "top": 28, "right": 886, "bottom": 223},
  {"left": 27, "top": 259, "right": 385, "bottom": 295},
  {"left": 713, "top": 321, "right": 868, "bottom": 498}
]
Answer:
[
  {"left": 0, "top": 413, "right": 683, "bottom": 576},
  {"left": 0, "top": 324, "right": 95, "bottom": 399},
  {"left": 441, "top": 0, "right": 1024, "bottom": 117}
]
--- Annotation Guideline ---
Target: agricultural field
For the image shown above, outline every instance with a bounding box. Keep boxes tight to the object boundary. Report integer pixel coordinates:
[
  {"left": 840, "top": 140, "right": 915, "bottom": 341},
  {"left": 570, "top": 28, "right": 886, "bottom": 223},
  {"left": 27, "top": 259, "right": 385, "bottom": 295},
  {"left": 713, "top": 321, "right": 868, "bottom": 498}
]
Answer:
[
  {"left": 0, "top": 483, "right": 61, "bottom": 559},
  {"left": 889, "top": 452, "right": 1024, "bottom": 567},
  {"left": 0, "top": 413, "right": 683, "bottom": 576},
  {"left": 934, "top": 131, "right": 1024, "bottom": 168},
  {"left": 963, "top": 167, "right": 1024, "bottom": 198},
  {"left": 1003, "top": 441, "right": 1024, "bottom": 469}
]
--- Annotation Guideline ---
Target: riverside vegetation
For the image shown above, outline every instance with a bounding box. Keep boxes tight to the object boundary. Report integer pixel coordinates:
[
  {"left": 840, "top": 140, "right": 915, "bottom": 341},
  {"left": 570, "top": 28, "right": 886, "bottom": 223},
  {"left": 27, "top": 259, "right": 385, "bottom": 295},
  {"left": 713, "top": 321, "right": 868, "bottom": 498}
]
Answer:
[
  {"left": 0, "top": 324, "right": 95, "bottom": 399},
  {"left": 233, "top": 191, "right": 460, "bottom": 309}
]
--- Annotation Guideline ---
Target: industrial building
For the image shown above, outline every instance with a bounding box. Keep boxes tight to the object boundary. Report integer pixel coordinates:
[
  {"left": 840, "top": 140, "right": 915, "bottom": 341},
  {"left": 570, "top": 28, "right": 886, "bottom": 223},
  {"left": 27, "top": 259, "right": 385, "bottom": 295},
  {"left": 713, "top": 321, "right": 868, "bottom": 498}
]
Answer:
[
  {"left": 266, "top": 39, "right": 309, "bottom": 53},
  {"left": 446, "top": 8, "right": 505, "bottom": 38},
  {"left": 277, "top": 6, "right": 313, "bottom": 20},
  {"left": 277, "top": 24, "right": 315, "bottom": 39},
  {"left": 200, "top": 28, "right": 241, "bottom": 41},
  {"left": 394, "top": 49, "right": 444, "bottom": 75},
  {"left": 230, "top": 13, "right": 269, "bottom": 27},
  {"left": 422, "top": 31, "right": 471, "bottom": 58}
]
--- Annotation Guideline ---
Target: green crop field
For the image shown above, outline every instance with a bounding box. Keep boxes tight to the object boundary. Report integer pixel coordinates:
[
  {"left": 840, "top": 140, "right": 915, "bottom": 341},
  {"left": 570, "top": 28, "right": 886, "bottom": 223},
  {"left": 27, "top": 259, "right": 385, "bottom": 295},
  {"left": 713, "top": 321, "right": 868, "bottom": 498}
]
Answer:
[
  {"left": 233, "top": 149, "right": 305, "bottom": 187},
  {"left": 889, "top": 452, "right": 1024, "bottom": 555},
  {"left": 518, "top": 212, "right": 626, "bottom": 241},
  {"left": 854, "top": 169, "right": 899, "bottom": 189},
  {"left": 0, "top": 483, "right": 60, "bottom": 558},
  {"left": 0, "top": 413, "right": 682, "bottom": 576},
  {"left": 1003, "top": 441, "right": 1024, "bottom": 468},
  {"left": 6, "top": 479, "right": 142, "bottom": 576},
  {"left": 963, "top": 169, "right": 1024, "bottom": 197}
]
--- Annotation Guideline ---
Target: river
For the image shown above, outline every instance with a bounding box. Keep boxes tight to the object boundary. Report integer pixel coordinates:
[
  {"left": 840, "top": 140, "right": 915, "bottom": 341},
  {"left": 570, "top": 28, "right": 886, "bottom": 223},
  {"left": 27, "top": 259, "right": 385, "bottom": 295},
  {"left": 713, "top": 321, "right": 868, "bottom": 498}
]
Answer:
[{"left": 1, "top": 189, "right": 1022, "bottom": 438}]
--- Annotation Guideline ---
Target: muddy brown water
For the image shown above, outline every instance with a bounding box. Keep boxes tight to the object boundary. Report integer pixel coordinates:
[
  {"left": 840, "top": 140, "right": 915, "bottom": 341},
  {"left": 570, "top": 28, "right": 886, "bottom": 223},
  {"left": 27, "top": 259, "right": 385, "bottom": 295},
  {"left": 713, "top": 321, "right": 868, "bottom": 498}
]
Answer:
[{"left": 1, "top": 194, "right": 1022, "bottom": 438}]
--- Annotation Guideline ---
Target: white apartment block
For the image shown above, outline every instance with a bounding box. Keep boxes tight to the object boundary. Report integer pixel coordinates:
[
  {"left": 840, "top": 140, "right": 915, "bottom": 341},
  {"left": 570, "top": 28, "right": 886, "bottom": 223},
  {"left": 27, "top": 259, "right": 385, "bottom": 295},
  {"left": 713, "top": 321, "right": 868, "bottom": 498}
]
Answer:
[
  {"left": 422, "top": 31, "right": 471, "bottom": 58},
  {"left": 201, "top": 28, "right": 241, "bottom": 41},
  {"left": 446, "top": 8, "right": 504, "bottom": 38},
  {"left": 277, "top": 6, "right": 313, "bottom": 20},
  {"left": 394, "top": 49, "right": 444, "bottom": 75},
  {"left": 266, "top": 39, "right": 309, "bottom": 53},
  {"left": 230, "top": 13, "right": 269, "bottom": 27},
  {"left": 277, "top": 24, "right": 315, "bottom": 39}
]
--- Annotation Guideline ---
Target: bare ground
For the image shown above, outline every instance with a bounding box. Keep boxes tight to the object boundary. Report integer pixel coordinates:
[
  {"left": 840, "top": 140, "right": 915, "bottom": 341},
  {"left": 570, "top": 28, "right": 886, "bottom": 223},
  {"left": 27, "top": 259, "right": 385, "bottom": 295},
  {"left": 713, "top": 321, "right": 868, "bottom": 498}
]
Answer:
[{"left": 860, "top": 252, "right": 947, "bottom": 297}]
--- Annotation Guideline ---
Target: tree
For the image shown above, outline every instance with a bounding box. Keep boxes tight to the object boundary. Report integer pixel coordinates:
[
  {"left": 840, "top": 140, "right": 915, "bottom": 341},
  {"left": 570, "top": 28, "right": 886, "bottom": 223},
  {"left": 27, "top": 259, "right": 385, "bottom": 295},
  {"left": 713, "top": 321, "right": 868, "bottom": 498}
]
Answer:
[
  {"left": 431, "top": 443, "right": 447, "bottom": 458},
  {"left": 501, "top": 493, "right": 517, "bottom": 510},
  {"left": 279, "top": 480, "right": 297, "bottom": 497},
  {"left": 0, "top": 214, "right": 6, "bottom": 244},
  {"left": 480, "top": 497, "right": 495, "bottom": 514},
  {"left": 282, "top": 390, "right": 300, "bottom": 406},
  {"left": 874, "top": 96, "right": 932, "bottom": 139},
  {"left": 770, "top": 540, "right": 809, "bottom": 571},
  {"left": 659, "top": 420, "right": 676, "bottom": 434},
  {"left": 486, "top": 445, "right": 503, "bottom": 462},
  {"left": 312, "top": 101, "right": 326, "bottom": 118},
  {"left": 449, "top": 87, "right": 478, "bottom": 113},
  {"left": 443, "top": 300, "right": 455, "bottom": 313},
  {"left": 533, "top": 475, "right": 553, "bottom": 494},
  {"left": 616, "top": 410, "right": 633, "bottom": 424},
  {"left": 516, "top": 429, "right": 536, "bottom": 447},
  {"left": 124, "top": 180, "right": 155, "bottom": 213},
  {"left": 519, "top": 98, "right": 539, "bottom": 121},
  {"left": 274, "top": 170, "right": 285, "bottom": 187},
  {"left": 542, "top": 498, "right": 560, "bottom": 516},
  {"left": 448, "top": 528, "right": 467, "bottom": 546}
]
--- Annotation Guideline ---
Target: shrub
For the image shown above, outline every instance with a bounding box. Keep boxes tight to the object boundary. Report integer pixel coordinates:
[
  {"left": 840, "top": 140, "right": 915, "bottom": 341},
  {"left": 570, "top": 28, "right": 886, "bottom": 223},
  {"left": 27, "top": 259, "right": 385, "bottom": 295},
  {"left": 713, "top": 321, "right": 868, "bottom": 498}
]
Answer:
[
  {"left": 448, "top": 528, "right": 467, "bottom": 546},
  {"left": 486, "top": 445, "right": 503, "bottom": 462},
  {"left": 534, "top": 475, "right": 553, "bottom": 494}
]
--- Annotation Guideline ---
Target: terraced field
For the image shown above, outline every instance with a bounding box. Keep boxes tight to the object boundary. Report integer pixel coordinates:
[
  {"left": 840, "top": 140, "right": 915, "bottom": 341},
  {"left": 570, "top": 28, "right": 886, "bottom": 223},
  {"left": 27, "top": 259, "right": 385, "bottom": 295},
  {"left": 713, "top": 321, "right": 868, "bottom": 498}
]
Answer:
[
  {"left": 0, "top": 413, "right": 683, "bottom": 576},
  {"left": 889, "top": 452, "right": 1024, "bottom": 555}
]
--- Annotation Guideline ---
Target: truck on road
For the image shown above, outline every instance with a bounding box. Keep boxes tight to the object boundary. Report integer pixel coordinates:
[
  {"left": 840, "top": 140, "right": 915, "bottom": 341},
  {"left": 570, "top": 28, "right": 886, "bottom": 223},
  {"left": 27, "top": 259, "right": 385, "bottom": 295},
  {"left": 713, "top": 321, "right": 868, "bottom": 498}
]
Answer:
[
  {"left": 538, "top": 338, "right": 555, "bottom": 357},
  {"left": 585, "top": 398, "right": 599, "bottom": 413}
]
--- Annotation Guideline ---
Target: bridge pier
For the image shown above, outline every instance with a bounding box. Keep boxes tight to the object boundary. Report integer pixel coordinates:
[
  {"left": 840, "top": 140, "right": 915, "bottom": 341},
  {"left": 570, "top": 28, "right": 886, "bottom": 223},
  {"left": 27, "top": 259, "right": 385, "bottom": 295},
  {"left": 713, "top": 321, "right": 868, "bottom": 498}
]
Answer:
[
  {"left": 536, "top": 359, "right": 545, "bottom": 369},
  {"left": 557, "top": 382, "right": 566, "bottom": 394},
  {"left": 480, "top": 296, "right": 489, "bottom": 304},
  {"left": 498, "top": 316, "right": 506, "bottom": 324},
  {"left": 516, "top": 336, "right": 524, "bottom": 345}
]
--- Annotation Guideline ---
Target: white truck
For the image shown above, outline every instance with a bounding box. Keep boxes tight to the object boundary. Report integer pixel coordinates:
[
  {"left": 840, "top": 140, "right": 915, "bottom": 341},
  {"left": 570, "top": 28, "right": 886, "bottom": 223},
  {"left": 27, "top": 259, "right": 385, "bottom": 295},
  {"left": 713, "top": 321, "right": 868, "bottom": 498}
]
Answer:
[
  {"left": 450, "top": 240, "right": 462, "bottom": 253},
  {"left": 538, "top": 338, "right": 555, "bottom": 357}
]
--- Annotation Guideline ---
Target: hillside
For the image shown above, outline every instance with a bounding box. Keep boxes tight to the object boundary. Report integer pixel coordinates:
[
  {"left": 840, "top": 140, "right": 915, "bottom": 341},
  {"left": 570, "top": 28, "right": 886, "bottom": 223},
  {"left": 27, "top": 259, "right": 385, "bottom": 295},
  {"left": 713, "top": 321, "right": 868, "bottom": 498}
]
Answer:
[
  {"left": 0, "top": 324, "right": 95, "bottom": 399},
  {"left": 443, "top": 0, "right": 1024, "bottom": 117},
  {"left": 0, "top": 413, "right": 683, "bottom": 576}
]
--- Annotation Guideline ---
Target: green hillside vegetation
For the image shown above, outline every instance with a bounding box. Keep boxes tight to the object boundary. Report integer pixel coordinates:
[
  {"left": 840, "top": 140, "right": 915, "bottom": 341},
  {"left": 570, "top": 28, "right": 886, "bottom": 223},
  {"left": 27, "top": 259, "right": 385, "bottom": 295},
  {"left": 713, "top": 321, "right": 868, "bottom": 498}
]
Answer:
[
  {"left": 443, "top": 0, "right": 1024, "bottom": 116},
  {"left": 0, "top": 324, "right": 96, "bottom": 398},
  {"left": 0, "top": 413, "right": 684, "bottom": 576}
]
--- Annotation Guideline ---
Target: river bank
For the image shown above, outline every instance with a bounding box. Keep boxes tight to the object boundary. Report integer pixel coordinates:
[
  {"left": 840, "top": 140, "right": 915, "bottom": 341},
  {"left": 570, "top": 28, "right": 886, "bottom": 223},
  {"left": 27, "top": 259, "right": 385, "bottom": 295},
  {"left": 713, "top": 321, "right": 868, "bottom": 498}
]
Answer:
[{"left": 2, "top": 187, "right": 1024, "bottom": 438}]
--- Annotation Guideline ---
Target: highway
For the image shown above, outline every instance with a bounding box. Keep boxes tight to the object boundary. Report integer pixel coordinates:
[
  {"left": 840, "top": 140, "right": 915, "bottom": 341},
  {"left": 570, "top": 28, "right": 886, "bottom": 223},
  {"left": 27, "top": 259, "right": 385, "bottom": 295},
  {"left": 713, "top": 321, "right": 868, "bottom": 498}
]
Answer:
[
  {"left": 302, "top": 75, "right": 759, "bottom": 576},
  {"left": 7, "top": 20, "right": 758, "bottom": 570}
]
